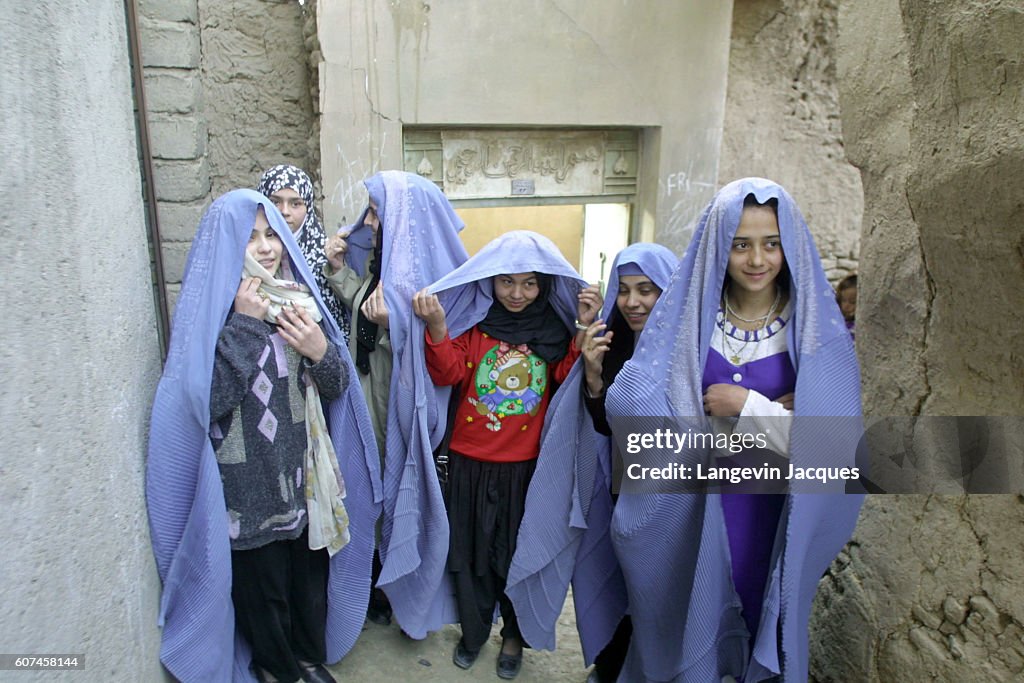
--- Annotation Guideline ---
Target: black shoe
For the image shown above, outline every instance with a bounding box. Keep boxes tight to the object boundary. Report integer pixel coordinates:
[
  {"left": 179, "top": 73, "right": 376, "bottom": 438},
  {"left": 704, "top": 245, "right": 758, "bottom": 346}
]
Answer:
[
  {"left": 299, "top": 663, "right": 337, "bottom": 683},
  {"left": 452, "top": 640, "right": 480, "bottom": 670},
  {"left": 496, "top": 651, "right": 523, "bottom": 680},
  {"left": 251, "top": 666, "right": 275, "bottom": 683}
]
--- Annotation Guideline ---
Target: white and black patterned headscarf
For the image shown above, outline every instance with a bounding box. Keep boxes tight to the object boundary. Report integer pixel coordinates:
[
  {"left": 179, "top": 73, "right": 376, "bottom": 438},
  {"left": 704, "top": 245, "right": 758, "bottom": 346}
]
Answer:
[{"left": 258, "top": 164, "right": 350, "bottom": 341}]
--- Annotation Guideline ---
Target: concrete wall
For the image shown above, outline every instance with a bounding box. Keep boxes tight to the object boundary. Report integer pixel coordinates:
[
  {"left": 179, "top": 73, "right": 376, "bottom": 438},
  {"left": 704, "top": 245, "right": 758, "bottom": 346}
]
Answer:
[
  {"left": 138, "top": 0, "right": 318, "bottom": 310},
  {"left": 0, "top": 1, "right": 166, "bottom": 679},
  {"left": 809, "top": 1, "right": 1024, "bottom": 680},
  {"left": 719, "top": 0, "right": 862, "bottom": 281},
  {"left": 317, "top": 0, "right": 734, "bottom": 253}
]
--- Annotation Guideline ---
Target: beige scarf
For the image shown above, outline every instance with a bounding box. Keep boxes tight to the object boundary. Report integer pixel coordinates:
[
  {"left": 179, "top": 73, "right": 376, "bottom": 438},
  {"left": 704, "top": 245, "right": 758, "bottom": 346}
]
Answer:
[
  {"left": 243, "top": 253, "right": 323, "bottom": 324},
  {"left": 242, "top": 254, "right": 350, "bottom": 555}
]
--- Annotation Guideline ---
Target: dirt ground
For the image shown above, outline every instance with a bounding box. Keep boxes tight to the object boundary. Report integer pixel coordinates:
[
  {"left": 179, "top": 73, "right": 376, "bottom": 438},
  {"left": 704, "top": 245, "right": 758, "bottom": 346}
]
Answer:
[{"left": 325, "top": 591, "right": 589, "bottom": 682}]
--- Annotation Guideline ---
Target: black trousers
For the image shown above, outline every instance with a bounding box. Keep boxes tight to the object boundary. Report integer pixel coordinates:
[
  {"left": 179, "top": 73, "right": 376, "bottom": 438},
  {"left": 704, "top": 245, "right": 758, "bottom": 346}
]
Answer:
[
  {"left": 452, "top": 568, "right": 522, "bottom": 652},
  {"left": 231, "top": 528, "right": 328, "bottom": 683},
  {"left": 369, "top": 548, "right": 392, "bottom": 615},
  {"left": 446, "top": 452, "right": 536, "bottom": 652},
  {"left": 592, "top": 615, "right": 632, "bottom": 682}
]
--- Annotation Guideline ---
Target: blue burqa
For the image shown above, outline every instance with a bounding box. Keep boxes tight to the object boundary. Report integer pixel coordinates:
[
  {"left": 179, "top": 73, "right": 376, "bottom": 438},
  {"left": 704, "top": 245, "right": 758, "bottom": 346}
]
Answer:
[
  {"left": 334, "top": 171, "right": 470, "bottom": 634},
  {"left": 606, "top": 178, "right": 864, "bottom": 682},
  {"left": 146, "top": 190, "right": 381, "bottom": 682},
  {"left": 506, "top": 243, "right": 678, "bottom": 662},
  {"left": 341, "top": 171, "right": 468, "bottom": 356},
  {"left": 380, "top": 230, "right": 587, "bottom": 638}
]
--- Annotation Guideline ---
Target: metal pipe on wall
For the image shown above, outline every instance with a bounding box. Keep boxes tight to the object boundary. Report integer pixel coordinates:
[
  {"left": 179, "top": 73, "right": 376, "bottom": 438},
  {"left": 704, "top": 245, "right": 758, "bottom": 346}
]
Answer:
[{"left": 124, "top": 0, "right": 171, "bottom": 359}]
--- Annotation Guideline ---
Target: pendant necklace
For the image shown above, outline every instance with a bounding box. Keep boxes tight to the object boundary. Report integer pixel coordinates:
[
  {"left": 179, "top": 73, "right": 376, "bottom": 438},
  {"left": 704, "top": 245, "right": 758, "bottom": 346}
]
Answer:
[{"left": 720, "top": 286, "right": 780, "bottom": 365}]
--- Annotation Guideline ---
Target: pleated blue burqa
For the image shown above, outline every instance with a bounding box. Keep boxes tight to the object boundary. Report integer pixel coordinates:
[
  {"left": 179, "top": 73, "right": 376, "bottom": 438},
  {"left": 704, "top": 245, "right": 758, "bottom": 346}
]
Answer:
[
  {"left": 146, "top": 190, "right": 382, "bottom": 681},
  {"left": 380, "top": 230, "right": 587, "bottom": 638},
  {"left": 333, "top": 171, "right": 471, "bottom": 636},
  {"left": 506, "top": 242, "right": 678, "bottom": 663},
  {"left": 606, "top": 178, "right": 864, "bottom": 682}
]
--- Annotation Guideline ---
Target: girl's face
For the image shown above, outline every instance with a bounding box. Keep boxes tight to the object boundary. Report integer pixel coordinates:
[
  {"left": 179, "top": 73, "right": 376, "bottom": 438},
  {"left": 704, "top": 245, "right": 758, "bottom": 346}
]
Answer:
[
  {"left": 616, "top": 274, "right": 662, "bottom": 332},
  {"left": 364, "top": 201, "right": 381, "bottom": 246},
  {"left": 727, "top": 205, "right": 785, "bottom": 296},
  {"left": 838, "top": 286, "right": 857, "bottom": 321},
  {"left": 493, "top": 272, "right": 540, "bottom": 313},
  {"left": 247, "top": 207, "right": 283, "bottom": 276},
  {"left": 268, "top": 187, "right": 307, "bottom": 233}
]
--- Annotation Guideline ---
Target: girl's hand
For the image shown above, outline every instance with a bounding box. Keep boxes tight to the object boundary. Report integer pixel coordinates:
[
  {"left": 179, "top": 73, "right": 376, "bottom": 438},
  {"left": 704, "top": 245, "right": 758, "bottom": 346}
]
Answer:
[
  {"left": 325, "top": 231, "right": 349, "bottom": 270},
  {"left": 278, "top": 303, "right": 328, "bottom": 363},
  {"left": 581, "top": 319, "right": 612, "bottom": 396},
  {"left": 703, "top": 383, "right": 749, "bottom": 417},
  {"left": 413, "top": 287, "right": 448, "bottom": 342},
  {"left": 361, "top": 283, "right": 389, "bottom": 329},
  {"left": 775, "top": 392, "right": 795, "bottom": 411},
  {"left": 235, "top": 277, "right": 269, "bottom": 320},
  {"left": 577, "top": 284, "right": 602, "bottom": 327}
]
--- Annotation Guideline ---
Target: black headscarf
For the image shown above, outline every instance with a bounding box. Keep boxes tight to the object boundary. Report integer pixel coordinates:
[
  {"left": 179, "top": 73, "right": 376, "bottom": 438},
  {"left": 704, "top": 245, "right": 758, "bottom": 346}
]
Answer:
[
  {"left": 477, "top": 273, "right": 571, "bottom": 364},
  {"left": 355, "top": 230, "right": 383, "bottom": 375}
]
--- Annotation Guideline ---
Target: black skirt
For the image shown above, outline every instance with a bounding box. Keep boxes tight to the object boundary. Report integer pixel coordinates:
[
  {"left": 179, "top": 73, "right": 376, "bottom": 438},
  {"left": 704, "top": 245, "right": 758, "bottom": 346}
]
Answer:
[{"left": 446, "top": 451, "right": 537, "bottom": 578}]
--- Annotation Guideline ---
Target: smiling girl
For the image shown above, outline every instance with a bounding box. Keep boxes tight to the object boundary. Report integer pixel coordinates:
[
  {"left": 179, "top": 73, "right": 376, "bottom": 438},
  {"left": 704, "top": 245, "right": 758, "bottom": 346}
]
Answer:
[
  {"left": 412, "top": 232, "right": 601, "bottom": 680},
  {"left": 147, "top": 190, "right": 380, "bottom": 683},
  {"left": 258, "top": 164, "right": 349, "bottom": 340},
  {"left": 604, "top": 179, "right": 862, "bottom": 682}
]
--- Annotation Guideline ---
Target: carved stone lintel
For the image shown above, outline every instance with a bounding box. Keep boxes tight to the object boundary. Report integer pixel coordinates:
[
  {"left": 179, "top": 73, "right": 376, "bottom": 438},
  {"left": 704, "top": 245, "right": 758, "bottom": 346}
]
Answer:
[
  {"left": 442, "top": 131, "right": 605, "bottom": 198},
  {"left": 404, "top": 128, "right": 638, "bottom": 198}
]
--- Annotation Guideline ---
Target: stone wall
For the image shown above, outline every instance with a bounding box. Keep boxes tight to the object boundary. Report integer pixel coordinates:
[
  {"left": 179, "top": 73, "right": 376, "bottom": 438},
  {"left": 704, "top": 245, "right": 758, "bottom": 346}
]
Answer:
[
  {"left": 1, "top": 1, "right": 166, "bottom": 678},
  {"left": 719, "top": 0, "right": 862, "bottom": 282},
  {"left": 138, "top": 0, "right": 317, "bottom": 311},
  {"left": 810, "top": 1, "right": 1024, "bottom": 680}
]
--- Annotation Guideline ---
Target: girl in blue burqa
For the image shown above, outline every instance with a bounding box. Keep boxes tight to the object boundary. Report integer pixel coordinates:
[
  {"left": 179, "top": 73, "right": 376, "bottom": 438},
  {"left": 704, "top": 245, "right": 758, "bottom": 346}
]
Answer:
[
  {"left": 323, "top": 171, "right": 469, "bottom": 628},
  {"left": 405, "top": 231, "right": 601, "bottom": 679},
  {"left": 147, "top": 190, "right": 381, "bottom": 682},
  {"left": 504, "top": 242, "right": 678, "bottom": 683},
  {"left": 604, "top": 178, "right": 863, "bottom": 682}
]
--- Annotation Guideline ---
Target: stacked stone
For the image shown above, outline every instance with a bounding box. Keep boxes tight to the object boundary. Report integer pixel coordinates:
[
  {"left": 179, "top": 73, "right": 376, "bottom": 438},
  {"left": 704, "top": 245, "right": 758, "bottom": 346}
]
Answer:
[
  {"left": 137, "top": 0, "right": 208, "bottom": 312},
  {"left": 136, "top": 0, "right": 318, "bottom": 315},
  {"left": 818, "top": 250, "right": 860, "bottom": 286}
]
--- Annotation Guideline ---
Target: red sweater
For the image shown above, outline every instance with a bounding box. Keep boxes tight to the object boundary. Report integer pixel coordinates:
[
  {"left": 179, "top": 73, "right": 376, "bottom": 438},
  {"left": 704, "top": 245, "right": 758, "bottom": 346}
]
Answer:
[{"left": 425, "top": 326, "right": 580, "bottom": 463}]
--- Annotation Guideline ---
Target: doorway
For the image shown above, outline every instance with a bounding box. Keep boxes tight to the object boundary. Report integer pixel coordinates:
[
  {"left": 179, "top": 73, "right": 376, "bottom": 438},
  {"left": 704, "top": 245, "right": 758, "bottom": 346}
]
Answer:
[{"left": 454, "top": 202, "right": 630, "bottom": 295}]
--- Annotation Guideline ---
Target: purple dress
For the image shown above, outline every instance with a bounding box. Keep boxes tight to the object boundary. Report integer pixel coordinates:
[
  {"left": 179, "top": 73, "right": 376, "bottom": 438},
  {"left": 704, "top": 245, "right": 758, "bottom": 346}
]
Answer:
[{"left": 703, "top": 309, "right": 795, "bottom": 643}]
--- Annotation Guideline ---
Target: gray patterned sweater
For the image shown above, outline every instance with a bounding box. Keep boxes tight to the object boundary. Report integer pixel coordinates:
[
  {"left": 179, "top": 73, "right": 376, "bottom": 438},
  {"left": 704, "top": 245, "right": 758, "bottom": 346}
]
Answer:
[{"left": 210, "top": 312, "right": 347, "bottom": 551}]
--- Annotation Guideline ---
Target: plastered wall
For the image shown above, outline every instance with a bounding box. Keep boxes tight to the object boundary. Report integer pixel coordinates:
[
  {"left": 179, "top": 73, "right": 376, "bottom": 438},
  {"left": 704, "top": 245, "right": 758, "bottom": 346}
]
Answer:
[
  {"left": 316, "top": 0, "right": 734, "bottom": 254},
  {"left": 719, "top": 0, "right": 862, "bottom": 282},
  {"left": 809, "top": 1, "right": 1024, "bottom": 680},
  {"left": 0, "top": 1, "right": 166, "bottom": 679}
]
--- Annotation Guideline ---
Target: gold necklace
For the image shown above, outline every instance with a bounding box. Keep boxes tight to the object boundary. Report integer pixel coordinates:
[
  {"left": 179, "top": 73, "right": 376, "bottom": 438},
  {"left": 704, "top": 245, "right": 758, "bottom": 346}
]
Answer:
[
  {"left": 725, "top": 286, "right": 781, "bottom": 324},
  {"left": 721, "top": 330, "right": 748, "bottom": 365},
  {"left": 719, "top": 291, "right": 780, "bottom": 365}
]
